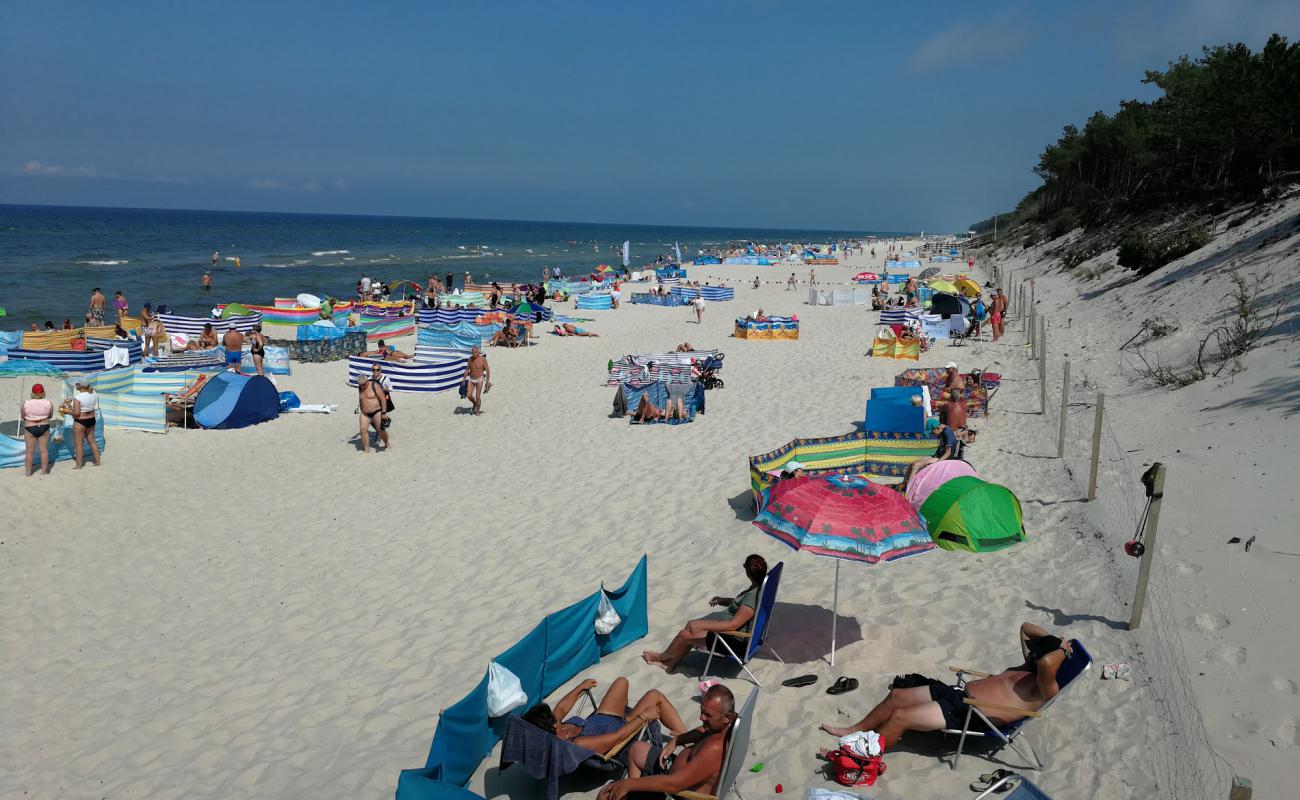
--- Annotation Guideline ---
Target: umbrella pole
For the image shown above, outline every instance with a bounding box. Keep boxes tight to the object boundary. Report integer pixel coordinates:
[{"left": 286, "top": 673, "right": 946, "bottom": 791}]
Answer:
[{"left": 830, "top": 559, "right": 840, "bottom": 667}]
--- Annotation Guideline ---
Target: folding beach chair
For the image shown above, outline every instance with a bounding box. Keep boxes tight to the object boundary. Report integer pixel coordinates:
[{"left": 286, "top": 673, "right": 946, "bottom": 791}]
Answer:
[
  {"left": 678, "top": 686, "right": 759, "bottom": 800},
  {"left": 944, "top": 639, "right": 1093, "bottom": 770},
  {"left": 696, "top": 563, "right": 784, "bottom": 686},
  {"left": 972, "top": 773, "right": 1053, "bottom": 799},
  {"left": 499, "top": 691, "right": 658, "bottom": 800}
]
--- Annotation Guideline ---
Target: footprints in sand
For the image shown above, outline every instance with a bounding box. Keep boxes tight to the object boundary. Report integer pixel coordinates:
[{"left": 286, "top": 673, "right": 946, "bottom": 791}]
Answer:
[
  {"left": 1269, "top": 676, "right": 1298, "bottom": 695},
  {"left": 1209, "top": 644, "right": 1248, "bottom": 666},
  {"left": 1173, "top": 561, "right": 1204, "bottom": 576},
  {"left": 1193, "top": 612, "right": 1230, "bottom": 632}
]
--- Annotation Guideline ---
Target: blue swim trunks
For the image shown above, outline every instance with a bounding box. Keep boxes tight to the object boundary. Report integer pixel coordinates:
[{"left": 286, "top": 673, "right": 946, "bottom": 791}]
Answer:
[{"left": 226, "top": 350, "right": 241, "bottom": 366}]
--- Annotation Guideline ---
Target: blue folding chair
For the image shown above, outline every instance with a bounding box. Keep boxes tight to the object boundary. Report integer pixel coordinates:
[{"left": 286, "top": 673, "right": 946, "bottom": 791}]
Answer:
[
  {"left": 945, "top": 639, "right": 1093, "bottom": 769},
  {"left": 697, "top": 563, "right": 785, "bottom": 686}
]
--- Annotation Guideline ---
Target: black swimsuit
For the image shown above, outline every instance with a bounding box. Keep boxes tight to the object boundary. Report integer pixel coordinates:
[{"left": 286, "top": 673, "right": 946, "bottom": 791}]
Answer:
[
  {"left": 24, "top": 423, "right": 50, "bottom": 437},
  {"left": 250, "top": 337, "right": 265, "bottom": 356}
]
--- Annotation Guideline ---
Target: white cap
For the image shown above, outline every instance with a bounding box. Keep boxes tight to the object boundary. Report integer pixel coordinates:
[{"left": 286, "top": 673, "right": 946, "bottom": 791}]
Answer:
[{"left": 944, "top": 361, "right": 958, "bottom": 369}]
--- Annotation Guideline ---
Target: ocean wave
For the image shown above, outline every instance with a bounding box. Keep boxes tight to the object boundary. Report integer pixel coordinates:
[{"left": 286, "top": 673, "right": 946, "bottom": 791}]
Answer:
[
  {"left": 77, "top": 259, "right": 129, "bottom": 265},
  {"left": 311, "top": 249, "right": 350, "bottom": 256}
]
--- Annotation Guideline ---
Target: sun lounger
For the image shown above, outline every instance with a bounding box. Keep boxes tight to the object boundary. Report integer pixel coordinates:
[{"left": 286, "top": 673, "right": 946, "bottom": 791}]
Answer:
[
  {"left": 677, "top": 687, "right": 758, "bottom": 800},
  {"left": 693, "top": 564, "right": 784, "bottom": 686},
  {"left": 944, "top": 639, "right": 1093, "bottom": 769}
]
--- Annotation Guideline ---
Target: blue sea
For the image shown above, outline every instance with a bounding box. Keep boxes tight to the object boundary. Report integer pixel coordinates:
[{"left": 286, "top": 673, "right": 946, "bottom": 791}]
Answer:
[{"left": 0, "top": 204, "right": 896, "bottom": 329}]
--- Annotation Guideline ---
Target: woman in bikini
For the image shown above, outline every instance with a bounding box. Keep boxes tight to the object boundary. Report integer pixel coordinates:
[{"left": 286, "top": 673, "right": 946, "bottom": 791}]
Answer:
[
  {"left": 112, "top": 290, "right": 129, "bottom": 323},
  {"left": 140, "top": 306, "right": 160, "bottom": 357},
  {"left": 69, "top": 379, "right": 102, "bottom": 468},
  {"left": 520, "top": 677, "right": 690, "bottom": 752},
  {"left": 248, "top": 324, "right": 268, "bottom": 376},
  {"left": 21, "top": 383, "right": 55, "bottom": 477}
]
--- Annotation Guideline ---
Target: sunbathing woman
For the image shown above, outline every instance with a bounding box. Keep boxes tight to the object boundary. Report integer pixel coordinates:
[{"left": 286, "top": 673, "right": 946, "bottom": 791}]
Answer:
[
  {"left": 633, "top": 393, "right": 665, "bottom": 423},
  {"left": 554, "top": 323, "right": 598, "bottom": 337},
  {"left": 520, "top": 677, "right": 690, "bottom": 753},
  {"left": 643, "top": 554, "right": 767, "bottom": 671}
]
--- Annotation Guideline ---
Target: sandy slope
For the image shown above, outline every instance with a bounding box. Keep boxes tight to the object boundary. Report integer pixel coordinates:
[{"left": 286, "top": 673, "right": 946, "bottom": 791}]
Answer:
[
  {"left": 986, "top": 194, "right": 1300, "bottom": 799},
  {"left": 5, "top": 245, "right": 1170, "bottom": 798}
]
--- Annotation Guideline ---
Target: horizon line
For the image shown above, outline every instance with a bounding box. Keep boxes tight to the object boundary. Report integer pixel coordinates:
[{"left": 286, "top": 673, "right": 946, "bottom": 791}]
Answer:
[{"left": 0, "top": 201, "right": 925, "bottom": 238}]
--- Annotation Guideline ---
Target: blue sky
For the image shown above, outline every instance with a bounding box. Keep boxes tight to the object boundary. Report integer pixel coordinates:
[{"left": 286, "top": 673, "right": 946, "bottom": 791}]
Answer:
[{"left": 1, "top": 0, "right": 1297, "bottom": 231}]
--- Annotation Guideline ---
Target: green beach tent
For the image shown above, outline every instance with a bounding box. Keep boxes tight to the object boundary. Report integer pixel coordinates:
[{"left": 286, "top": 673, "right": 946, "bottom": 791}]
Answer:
[
  {"left": 221, "top": 303, "right": 251, "bottom": 319},
  {"left": 918, "top": 475, "right": 1025, "bottom": 553}
]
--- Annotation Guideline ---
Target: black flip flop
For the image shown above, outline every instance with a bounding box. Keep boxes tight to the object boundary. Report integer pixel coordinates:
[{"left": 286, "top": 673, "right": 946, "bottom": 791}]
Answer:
[
  {"left": 781, "top": 674, "right": 818, "bottom": 688},
  {"left": 970, "top": 769, "right": 1015, "bottom": 793},
  {"left": 826, "top": 677, "right": 859, "bottom": 695}
]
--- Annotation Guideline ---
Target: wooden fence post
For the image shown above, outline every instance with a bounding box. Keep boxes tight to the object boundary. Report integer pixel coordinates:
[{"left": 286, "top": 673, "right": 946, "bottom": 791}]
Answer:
[
  {"left": 1038, "top": 315, "right": 1048, "bottom": 415},
  {"left": 1087, "top": 393, "right": 1105, "bottom": 500},
  {"left": 1058, "top": 360, "right": 1070, "bottom": 457},
  {"left": 1129, "top": 463, "right": 1166, "bottom": 630}
]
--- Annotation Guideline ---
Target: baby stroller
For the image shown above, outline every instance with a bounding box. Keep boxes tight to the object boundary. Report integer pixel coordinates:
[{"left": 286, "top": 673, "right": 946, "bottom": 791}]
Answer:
[{"left": 695, "top": 352, "right": 725, "bottom": 390}]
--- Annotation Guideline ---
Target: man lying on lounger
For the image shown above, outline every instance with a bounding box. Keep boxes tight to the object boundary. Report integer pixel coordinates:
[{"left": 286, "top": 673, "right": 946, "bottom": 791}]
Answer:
[
  {"left": 818, "top": 622, "right": 1072, "bottom": 750},
  {"left": 520, "top": 676, "right": 691, "bottom": 753},
  {"left": 597, "top": 684, "right": 737, "bottom": 800}
]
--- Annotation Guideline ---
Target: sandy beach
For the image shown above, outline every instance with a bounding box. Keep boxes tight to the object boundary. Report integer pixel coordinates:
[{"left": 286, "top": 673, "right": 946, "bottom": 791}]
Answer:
[{"left": 2, "top": 240, "right": 1220, "bottom": 800}]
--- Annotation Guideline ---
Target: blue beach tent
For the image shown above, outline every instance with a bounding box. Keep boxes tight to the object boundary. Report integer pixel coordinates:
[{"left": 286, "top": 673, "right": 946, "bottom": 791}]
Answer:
[
  {"left": 864, "top": 386, "right": 925, "bottom": 434},
  {"left": 192, "top": 372, "right": 279, "bottom": 429}
]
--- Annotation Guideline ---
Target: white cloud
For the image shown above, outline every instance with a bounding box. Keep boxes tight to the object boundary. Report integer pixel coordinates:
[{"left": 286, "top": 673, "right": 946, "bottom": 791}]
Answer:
[
  {"left": 905, "top": 14, "right": 1031, "bottom": 76},
  {"left": 22, "top": 160, "right": 102, "bottom": 178}
]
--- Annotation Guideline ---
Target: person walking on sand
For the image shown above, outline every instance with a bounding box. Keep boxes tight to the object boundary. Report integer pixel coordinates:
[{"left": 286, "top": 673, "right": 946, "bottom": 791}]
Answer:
[
  {"left": 202, "top": 271, "right": 212, "bottom": 291},
  {"left": 356, "top": 375, "right": 390, "bottom": 452},
  {"left": 69, "top": 379, "right": 102, "bottom": 469},
  {"left": 693, "top": 294, "right": 705, "bottom": 324},
  {"left": 462, "top": 345, "right": 491, "bottom": 415},
  {"left": 991, "top": 288, "right": 1007, "bottom": 341},
  {"left": 809, "top": 268, "right": 816, "bottom": 286},
  {"left": 787, "top": 273, "right": 796, "bottom": 291},
  {"left": 88, "top": 287, "right": 106, "bottom": 327},
  {"left": 22, "top": 383, "right": 55, "bottom": 477}
]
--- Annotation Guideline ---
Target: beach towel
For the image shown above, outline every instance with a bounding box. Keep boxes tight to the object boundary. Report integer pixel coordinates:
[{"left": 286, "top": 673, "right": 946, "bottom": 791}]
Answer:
[
  {"left": 104, "top": 346, "right": 131, "bottom": 369},
  {"left": 283, "top": 404, "right": 337, "bottom": 414},
  {"left": 499, "top": 716, "right": 661, "bottom": 800}
]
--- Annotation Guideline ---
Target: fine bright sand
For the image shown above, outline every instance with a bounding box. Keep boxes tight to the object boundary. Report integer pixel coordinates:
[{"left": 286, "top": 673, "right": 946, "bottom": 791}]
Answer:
[{"left": 6, "top": 244, "right": 1172, "bottom": 798}]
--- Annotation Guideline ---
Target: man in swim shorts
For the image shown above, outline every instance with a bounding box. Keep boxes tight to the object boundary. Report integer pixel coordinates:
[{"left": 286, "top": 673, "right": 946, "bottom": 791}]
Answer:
[
  {"left": 462, "top": 345, "right": 490, "bottom": 416},
  {"left": 222, "top": 325, "right": 244, "bottom": 371},
  {"left": 598, "top": 684, "right": 736, "bottom": 800},
  {"left": 818, "top": 622, "right": 1073, "bottom": 750},
  {"left": 357, "top": 376, "right": 390, "bottom": 452},
  {"left": 88, "top": 287, "right": 106, "bottom": 327}
]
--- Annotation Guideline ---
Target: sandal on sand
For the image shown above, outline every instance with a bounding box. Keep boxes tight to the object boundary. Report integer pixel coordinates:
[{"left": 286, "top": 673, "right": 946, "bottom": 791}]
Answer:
[
  {"left": 826, "top": 677, "right": 858, "bottom": 695},
  {"left": 970, "top": 769, "right": 1015, "bottom": 792},
  {"left": 782, "top": 674, "right": 818, "bottom": 688}
]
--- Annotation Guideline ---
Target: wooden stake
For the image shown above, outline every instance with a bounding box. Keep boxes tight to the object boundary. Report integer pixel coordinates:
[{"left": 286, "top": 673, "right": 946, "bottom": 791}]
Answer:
[
  {"left": 1088, "top": 393, "right": 1104, "bottom": 500},
  {"left": 1129, "top": 463, "right": 1166, "bottom": 630},
  {"left": 1058, "top": 360, "right": 1070, "bottom": 457},
  {"left": 1038, "top": 316, "right": 1047, "bottom": 415}
]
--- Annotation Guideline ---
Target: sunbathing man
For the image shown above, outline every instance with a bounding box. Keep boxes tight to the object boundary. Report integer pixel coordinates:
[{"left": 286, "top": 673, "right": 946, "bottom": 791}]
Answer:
[
  {"left": 819, "top": 623, "right": 1073, "bottom": 752},
  {"left": 489, "top": 319, "right": 517, "bottom": 347},
  {"left": 187, "top": 323, "right": 219, "bottom": 351},
  {"left": 520, "top": 676, "right": 691, "bottom": 753},
  {"left": 462, "top": 345, "right": 490, "bottom": 415},
  {"left": 597, "top": 684, "right": 737, "bottom": 800},
  {"left": 642, "top": 554, "right": 767, "bottom": 671}
]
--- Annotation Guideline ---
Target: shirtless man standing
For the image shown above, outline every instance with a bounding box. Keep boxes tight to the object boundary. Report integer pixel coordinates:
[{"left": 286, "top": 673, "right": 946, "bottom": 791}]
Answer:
[
  {"left": 462, "top": 345, "right": 490, "bottom": 415},
  {"left": 597, "top": 684, "right": 736, "bottom": 800},
  {"left": 222, "top": 326, "right": 244, "bottom": 372},
  {"left": 991, "top": 288, "right": 1008, "bottom": 341},
  {"left": 819, "top": 622, "right": 1073, "bottom": 749},
  {"left": 88, "top": 288, "right": 106, "bottom": 327},
  {"left": 357, "top": 376, "right": 390, "bottom": 452}
]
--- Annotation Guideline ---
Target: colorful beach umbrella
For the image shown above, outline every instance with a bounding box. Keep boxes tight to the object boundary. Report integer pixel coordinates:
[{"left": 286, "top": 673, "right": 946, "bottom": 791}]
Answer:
[
  {"left": 595, "top": 265, "right": 614, "bottom": 273},
  {"left": 753, "top": 473, "right": 933, "bottom": 664},
  {"left": 927, "top": 279, "right": 958, "bottom": 295},
  {"left": 917, "top": 267, "right": 941, "bottom": 279},
  {"left": 954, "top": 277, "right": 981, "bottom": 297},
  {"left": 388, "top": 280, "right": 423, "bottom": 299}
]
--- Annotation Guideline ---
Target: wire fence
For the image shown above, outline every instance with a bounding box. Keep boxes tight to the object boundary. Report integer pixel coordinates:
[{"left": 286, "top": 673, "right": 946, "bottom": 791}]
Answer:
[{"left": 1018, "top": 293, "right": 1237, "bottom": 800}]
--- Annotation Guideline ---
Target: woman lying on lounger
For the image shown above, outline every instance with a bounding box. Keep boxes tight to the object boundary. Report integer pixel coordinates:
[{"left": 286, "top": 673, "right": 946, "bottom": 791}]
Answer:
[
  {"left": 521, "top": 676, "right": 690, "bottom": 752},
  {"left": 642, "top": 554, "right": 768, "bottom": 671}
]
